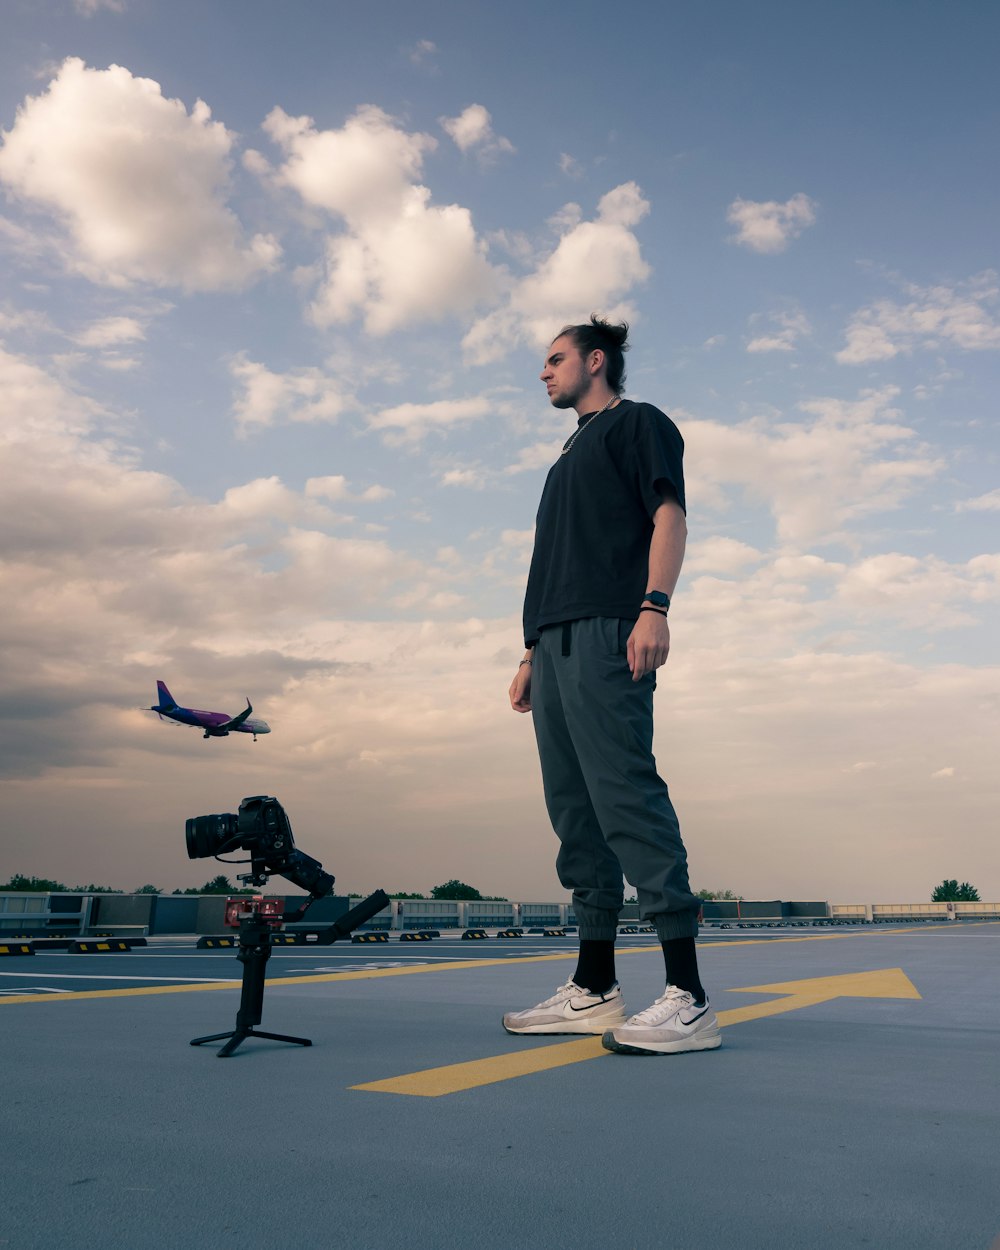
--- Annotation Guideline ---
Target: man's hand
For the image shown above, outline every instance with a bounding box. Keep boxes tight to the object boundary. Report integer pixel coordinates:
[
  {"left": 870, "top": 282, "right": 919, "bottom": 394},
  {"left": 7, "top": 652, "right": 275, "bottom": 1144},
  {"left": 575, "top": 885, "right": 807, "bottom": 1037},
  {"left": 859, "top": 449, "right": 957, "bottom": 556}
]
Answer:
[
  {"left": 509, "top": 661, "right": 532, "bottom": 712},
  {"left": 627, "top": 612, "right": 670, "bottom": 681}
]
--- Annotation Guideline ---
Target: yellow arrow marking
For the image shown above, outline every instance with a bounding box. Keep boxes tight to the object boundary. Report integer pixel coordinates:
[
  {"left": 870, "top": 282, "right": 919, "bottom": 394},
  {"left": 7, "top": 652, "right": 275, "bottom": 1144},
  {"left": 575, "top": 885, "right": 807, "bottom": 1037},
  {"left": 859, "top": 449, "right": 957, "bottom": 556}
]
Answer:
[
  {"left": 719, "top": 966, "right": 920, "bottom": 1024},
  {"left": 352, "top": 967, "right": 922, "bottom": 1097}
]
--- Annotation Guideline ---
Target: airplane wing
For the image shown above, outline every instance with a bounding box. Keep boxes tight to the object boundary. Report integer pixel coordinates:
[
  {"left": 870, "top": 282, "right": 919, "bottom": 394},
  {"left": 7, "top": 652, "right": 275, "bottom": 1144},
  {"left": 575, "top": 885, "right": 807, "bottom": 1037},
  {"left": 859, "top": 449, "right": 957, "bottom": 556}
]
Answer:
[{"left": 215, "top": 699, "right": 254, "bottom": 734}]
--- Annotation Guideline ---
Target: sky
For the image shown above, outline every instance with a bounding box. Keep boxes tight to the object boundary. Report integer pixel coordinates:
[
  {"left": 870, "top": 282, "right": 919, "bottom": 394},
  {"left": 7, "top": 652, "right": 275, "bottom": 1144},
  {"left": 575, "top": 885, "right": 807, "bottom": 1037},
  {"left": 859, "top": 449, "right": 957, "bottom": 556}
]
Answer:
[{"left": 0, "top": 0, "right": 997, "bottom": 904}]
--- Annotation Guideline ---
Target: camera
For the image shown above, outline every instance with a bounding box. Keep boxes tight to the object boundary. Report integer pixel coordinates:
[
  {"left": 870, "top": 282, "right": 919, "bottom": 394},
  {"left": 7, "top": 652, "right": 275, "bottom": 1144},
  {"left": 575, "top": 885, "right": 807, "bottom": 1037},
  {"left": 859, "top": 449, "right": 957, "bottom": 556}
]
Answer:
[
  {"left": 184, "top": 793, "right": 390, "bottom": 1057},
  {"left": 185, "top": 794, "right": 335, "bottom": 899}
]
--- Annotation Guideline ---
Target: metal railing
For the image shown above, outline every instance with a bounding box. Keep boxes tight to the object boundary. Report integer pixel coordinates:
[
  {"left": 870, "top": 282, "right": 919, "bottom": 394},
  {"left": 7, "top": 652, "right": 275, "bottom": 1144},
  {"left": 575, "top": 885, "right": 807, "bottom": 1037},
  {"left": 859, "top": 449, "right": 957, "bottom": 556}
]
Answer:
[{"left": 0, "top": 893, "right": 94, "bottom": 936}]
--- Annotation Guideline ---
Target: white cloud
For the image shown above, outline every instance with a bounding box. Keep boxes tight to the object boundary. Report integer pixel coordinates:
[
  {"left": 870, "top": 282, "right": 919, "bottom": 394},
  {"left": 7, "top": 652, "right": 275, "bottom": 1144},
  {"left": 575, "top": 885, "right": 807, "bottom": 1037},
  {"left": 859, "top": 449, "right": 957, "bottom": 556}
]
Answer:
[
  {"left": 685, "top": 537, "right": 764, "bottom": 575},
  {"left": 0, "top": 59, "right": 280, "bottom": 291},
  {"left": 834, "top": 553, "right": 1000, "bottom": 630},
  {"left": 440, "top": 466, "right": 488, "bottom": 488},
  {"left": 503, "top": 437, "right": 566, "bottom": 474},
  {"left": 746, "top": 309, "right": 811, "bottom": 354},
  {"left": 73, "top": 316, "right": 145, "bottom": 348},
  {"left": 368, "top": 395, "right": 493, "bottom": 445},
  {"left": 408, "top": 39, "right": 438, "bottom": 66},
  {"left": 727, "top": 193, "right": 816, "bottom": 254},
  {"left": 230, "top": 353, "right": 354, "bottom": 433},
  {"left": 559, "top": 153, "right": 583, "bottom": 178},
  {"left": 463, "top": 182, "right": 650, "bottom": 365},
  {"left": 0, "top": 306, "right": 56, "bottom": 336},
  {"left": 359, "top": 484, "right": 393, "bottom": 502},
  {"left": 263, "top": 104, "right": 433, "bottom": 219},
  {"left": 304, "top": 476, "right": 393, "bottom": 503},
  {"left": 440, "top": 104, "right": 514, "bottom": 161},
  {"left": 684, "top": 387, "right": 943, "bottom": 544},
  {"left": 837, "top": 272, "right": 1000, "bottom": 364},
  {"left": 956, "top": 489, "right": 1000, "bottom": 513},
  {"left": 73, "top": 0, "right": 126, "bottom": 13},
  {"left": 264, "top": 104, "right": 498, "bottom": 335}
]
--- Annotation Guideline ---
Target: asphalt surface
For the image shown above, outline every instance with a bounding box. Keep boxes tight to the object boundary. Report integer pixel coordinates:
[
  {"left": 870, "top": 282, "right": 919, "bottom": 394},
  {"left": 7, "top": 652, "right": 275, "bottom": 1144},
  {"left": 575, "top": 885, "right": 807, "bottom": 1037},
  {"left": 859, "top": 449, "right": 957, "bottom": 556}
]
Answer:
[{"left": 2, "top": 923, "right": 999, "bottom": 1250}]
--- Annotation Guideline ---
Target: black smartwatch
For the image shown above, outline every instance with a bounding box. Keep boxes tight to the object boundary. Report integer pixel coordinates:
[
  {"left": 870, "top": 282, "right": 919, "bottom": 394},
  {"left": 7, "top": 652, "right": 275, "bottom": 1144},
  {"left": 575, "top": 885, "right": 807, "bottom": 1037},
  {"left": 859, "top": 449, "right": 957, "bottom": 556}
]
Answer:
[{"left": 642, "top": 590, "right": 671, "bottom": 611}]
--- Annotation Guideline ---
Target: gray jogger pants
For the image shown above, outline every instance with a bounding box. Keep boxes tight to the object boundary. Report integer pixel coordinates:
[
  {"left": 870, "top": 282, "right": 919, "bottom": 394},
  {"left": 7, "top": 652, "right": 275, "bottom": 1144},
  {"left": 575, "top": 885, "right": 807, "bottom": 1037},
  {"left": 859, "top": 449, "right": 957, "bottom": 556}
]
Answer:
[{"left": 530, "top": 617, "right": 699, "bottom": 942}]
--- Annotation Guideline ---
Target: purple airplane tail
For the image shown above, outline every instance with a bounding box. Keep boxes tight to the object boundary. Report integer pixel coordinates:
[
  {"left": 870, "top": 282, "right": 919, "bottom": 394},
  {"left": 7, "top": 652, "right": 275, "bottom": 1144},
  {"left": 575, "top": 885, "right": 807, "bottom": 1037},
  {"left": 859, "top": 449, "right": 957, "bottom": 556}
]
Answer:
[{"left": 155, "top": 680, "right": 177, "bottom": 710}]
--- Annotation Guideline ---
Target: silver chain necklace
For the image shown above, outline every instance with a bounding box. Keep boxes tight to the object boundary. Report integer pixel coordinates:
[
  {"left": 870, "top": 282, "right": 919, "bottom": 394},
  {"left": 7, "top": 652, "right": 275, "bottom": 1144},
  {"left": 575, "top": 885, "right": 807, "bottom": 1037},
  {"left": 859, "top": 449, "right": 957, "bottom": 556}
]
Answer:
[{"left": 560, "top": 396, "right": 618, "bottom": 456}]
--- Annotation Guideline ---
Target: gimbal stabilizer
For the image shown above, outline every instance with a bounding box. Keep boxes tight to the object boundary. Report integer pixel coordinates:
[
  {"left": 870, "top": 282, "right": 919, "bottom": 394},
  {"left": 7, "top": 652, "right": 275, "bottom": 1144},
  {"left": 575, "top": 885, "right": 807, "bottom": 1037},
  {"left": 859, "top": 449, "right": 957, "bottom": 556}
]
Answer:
[{"left": 190, "top": 888, "right": 390, "bottom": 1058}]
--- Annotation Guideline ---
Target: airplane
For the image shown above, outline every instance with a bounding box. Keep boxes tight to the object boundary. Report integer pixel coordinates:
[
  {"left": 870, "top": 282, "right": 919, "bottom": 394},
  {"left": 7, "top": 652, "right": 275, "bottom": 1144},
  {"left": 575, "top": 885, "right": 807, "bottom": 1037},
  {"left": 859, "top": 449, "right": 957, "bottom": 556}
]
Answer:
[{"left": 149, "top": 680, "right": 271, "bottom": 741}]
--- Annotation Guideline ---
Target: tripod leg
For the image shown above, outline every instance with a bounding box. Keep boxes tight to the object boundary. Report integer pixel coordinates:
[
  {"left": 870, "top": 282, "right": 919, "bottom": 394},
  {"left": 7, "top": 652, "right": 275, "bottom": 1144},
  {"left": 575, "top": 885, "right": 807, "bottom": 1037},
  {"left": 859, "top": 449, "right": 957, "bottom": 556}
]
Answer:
[
  {"left": 190, "top": 1030, "right": 237, "bottom": 1047},
  {"left": 248, "top": 1030, "right": 311, "bottom": 1046},
  {"left": 215, "top": 1031, "right": 250, "bottom": 1058},
  {"left": 211, "top": 1029, "right": 310, "bottom": 1057}
]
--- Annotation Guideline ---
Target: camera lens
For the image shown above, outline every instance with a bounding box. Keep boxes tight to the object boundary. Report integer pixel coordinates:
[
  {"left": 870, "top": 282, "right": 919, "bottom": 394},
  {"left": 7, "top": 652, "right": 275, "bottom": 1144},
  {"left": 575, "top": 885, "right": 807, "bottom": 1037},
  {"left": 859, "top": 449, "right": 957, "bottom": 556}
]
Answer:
[{"left": 185, "top": 812, "right": 238, "bottom": 859}]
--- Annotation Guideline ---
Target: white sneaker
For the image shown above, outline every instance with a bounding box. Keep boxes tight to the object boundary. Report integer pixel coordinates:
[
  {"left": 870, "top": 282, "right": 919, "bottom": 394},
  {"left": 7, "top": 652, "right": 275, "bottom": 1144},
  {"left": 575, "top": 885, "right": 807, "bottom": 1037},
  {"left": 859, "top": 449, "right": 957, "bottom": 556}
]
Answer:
[
  {"left": 503, "top": 980, "right": 627, "bottom": 1035},
  {"left": 601, "top": 985, "right": 721, "bottom": 1055}
]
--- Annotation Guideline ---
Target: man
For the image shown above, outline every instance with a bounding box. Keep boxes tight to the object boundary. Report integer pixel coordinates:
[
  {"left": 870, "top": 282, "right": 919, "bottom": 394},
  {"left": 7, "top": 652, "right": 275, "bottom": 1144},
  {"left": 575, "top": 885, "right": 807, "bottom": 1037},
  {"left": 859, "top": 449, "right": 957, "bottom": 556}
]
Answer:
[{"left": 505, "top": 315, "right": 720, "bottom": 1056}]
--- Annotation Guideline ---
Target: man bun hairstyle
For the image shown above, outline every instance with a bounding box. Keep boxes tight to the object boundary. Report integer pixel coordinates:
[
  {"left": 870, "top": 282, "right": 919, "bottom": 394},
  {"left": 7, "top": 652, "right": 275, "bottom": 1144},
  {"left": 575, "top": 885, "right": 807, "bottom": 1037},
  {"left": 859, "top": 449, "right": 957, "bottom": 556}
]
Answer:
[{"left": 560, "top": 314, "right": 630, "bottom": 395}]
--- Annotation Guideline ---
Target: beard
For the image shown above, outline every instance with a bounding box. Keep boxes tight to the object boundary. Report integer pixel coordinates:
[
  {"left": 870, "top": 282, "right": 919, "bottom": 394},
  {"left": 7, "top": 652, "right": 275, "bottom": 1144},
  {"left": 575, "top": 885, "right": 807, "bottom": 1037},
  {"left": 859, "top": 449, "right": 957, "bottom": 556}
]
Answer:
[{"left": 547, "top": 372, "right": 589, "bottom": 410}]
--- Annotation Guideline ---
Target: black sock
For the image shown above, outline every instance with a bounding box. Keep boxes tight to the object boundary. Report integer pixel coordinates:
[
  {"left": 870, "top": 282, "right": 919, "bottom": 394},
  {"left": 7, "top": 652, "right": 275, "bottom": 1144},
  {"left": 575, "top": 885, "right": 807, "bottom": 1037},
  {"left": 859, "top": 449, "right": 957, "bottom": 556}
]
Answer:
[
  {"left": 661, "top": 937, "right": 705, "bottom": 1002},
  {"left": 572, "top": 940, "right": 616, "bottom": 994}
]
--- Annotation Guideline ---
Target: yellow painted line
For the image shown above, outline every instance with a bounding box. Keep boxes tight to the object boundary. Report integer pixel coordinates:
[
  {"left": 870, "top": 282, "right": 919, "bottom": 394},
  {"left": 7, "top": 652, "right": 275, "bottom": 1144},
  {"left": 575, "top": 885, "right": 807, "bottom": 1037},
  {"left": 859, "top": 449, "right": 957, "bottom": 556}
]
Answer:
[
  {"left": 0, "top": 937, "right": 828, "bottom": 1005},
  {"left": 352, "top": 967, "right": 923, "bottom": 1097},
  {"left": 357, "top": 1035, "right": 611, "bottom": 1097},
  {"left": 0, "top": 979, "right": 236, "bottom": 1005},
  {"left": 0, "top": 953, "right": 598, "bottom": 1005},
  {"left": 1, "top": 922, "right": 991, "bottom": 1006}
]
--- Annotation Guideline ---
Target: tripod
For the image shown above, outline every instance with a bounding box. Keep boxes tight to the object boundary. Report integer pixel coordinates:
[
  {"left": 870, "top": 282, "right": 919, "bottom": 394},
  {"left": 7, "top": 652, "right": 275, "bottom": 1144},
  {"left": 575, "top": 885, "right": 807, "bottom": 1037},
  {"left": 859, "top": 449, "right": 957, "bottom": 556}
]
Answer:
[
  {"left": 190, "top": 888, "right": 390, "bottom": 1058},
  {"left": 191, "top": 911, "right": 307, "bottom": 1058}
]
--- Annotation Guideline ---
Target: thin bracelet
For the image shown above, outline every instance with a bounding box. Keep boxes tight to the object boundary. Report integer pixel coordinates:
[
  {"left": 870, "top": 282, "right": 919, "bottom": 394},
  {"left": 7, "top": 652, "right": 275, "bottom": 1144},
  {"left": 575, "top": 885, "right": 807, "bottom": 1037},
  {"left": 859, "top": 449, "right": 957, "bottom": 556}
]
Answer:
[
  {"left": 639, "top": 605, "right": 668, "bottom": 617},
  {"left": 519, "top": 658, "right": 533, "bottom": 666}
]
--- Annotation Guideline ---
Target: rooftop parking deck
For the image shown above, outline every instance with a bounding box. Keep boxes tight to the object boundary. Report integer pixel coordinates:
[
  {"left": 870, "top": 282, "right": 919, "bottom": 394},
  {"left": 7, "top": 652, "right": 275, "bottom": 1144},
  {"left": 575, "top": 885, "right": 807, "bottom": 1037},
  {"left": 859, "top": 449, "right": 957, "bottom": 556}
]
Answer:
[{"left": 2, "top": 922, "right": 999, "bottom": 1249}]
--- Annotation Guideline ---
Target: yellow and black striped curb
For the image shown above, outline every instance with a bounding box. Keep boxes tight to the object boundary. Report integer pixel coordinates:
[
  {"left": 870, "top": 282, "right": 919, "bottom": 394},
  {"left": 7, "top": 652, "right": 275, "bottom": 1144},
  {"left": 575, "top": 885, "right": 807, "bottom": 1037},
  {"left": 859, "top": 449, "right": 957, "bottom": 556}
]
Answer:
[
  {"left": 399, "top": 932, "right": 433, "bottom": 941},
  {"left": 462, "top": 929, "right": 488, "bottom": 940},
  {"left": 70, "top": 940, "right": 132, "bottom": 953},
  {"left": 269, "top": 933, "right": 300, "bottom": 944},
  {"left": 542, "top": 928, "right": 566, "bottom": 937},
  {"left": 496, "top": 929, "right": 523, "bottom": 938},
  {"left": 352, "top": 932, "right": 389, "bottom": 943},
  {"left": 0, "top": 942, "right": 34, "bottom": 957},
  {"left": 197, "top": 936, "right": 238, "bottom": 948}
]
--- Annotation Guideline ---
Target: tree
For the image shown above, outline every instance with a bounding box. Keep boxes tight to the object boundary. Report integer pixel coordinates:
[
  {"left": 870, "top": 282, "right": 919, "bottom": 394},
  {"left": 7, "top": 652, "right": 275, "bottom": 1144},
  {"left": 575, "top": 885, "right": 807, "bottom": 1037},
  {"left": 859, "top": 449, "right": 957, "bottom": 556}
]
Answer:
[
  {"left": 430, "top": 879, "right": 483, "bottom": 901},
  {"left": 696, "top": 888, "right": 743, "bottom": 901},
  {"left": 931, "top": 879, "right": 980, "bottom": 902},
  {"left": 1, "top": 873, "right": 68, "bottom": 892},
  {"left": 0, "top": 875, "right": 121, "bottom": 892},
  {"left": 175, "top": 875, "right": 248, "bottom": 895},
  {"left": 134, "top": 884, "right": 161, "bottom": 895},
  {"left": 389, "top": 891, "right": 426, "bottom": 899}
]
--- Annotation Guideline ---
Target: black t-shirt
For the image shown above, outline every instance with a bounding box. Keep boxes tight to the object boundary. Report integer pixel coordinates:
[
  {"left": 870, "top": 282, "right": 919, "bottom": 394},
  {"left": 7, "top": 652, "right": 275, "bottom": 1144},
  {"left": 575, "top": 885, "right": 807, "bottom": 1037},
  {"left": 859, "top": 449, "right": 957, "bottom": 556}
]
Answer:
[{"left": 522, "top": 398, "right": 686, "bottom": 648}]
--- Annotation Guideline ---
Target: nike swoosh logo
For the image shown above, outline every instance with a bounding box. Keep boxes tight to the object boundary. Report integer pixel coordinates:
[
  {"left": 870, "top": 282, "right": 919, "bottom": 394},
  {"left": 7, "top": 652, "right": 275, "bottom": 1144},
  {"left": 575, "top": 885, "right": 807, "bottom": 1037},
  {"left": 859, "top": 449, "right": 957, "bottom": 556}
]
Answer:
[
  {"left": 569, "top": 996, "right": 615, "bottom": 1011},
  {"left": 679, "top": 1005, "right": 711, "bottom": 1026}
]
